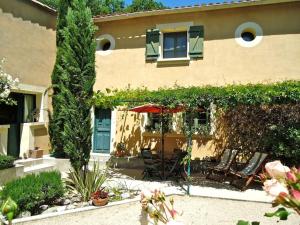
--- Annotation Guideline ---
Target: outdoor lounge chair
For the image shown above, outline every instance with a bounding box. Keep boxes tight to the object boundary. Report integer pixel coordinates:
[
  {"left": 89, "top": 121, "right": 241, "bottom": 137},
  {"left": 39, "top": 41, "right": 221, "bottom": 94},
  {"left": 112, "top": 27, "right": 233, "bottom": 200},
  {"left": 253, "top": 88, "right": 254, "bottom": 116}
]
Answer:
[
  {"left": 230, "top": 152, "right": 268, "bottom": 191},
  {"left": 141, "top": 149, "right": 162, "bottom": 180},
  {"left": 206, "top": 149, "right": 239, "bottom": 181}
]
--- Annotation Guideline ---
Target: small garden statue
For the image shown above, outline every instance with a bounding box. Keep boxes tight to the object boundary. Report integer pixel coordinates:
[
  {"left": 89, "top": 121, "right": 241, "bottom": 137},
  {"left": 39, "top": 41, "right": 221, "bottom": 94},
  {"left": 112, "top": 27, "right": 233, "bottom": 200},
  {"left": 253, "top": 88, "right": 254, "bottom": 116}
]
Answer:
[
  {"left": 140, "top": 189, "right": 184, "bottom": 225},
  {"left": 1, "top": 197, "right": 18, "bottom": 225}
]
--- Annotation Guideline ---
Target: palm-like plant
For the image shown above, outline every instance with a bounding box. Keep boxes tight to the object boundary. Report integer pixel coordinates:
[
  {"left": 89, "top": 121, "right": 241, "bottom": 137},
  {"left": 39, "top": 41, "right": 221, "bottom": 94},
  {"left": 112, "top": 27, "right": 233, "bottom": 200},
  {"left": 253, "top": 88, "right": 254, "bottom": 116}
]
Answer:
[{"left": 65, "top": 162, "right": 107, "bottom": 202}]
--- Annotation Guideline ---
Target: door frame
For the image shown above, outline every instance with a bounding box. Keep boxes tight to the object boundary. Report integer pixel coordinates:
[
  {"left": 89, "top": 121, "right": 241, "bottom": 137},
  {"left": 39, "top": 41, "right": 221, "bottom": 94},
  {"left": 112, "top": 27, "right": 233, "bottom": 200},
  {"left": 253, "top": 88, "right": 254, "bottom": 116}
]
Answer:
[{"left": 91, "top": 107, "right": 116, "bottom": 155}]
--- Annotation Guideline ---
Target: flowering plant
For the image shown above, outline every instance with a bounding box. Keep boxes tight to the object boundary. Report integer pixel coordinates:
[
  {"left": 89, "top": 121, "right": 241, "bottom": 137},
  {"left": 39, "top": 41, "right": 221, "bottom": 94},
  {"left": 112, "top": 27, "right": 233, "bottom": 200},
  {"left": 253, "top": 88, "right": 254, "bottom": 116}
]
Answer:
[
  {"left": 261, "top": 160, "right": 300, "bottom": 217},
  {"left": 140, "top": 189, "right": 184, "bottom": 225},
  {"left": 91, "top": 187, "right": 109, "bottom": 199},
  {"left": 0, "top": 58, "right": 18, "bottom": 104}
]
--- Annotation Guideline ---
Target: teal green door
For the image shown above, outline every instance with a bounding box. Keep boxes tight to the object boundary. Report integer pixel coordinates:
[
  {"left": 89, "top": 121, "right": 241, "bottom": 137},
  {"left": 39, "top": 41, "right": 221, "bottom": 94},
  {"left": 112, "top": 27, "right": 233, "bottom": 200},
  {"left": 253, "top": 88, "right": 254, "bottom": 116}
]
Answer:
[{"left": 94, "top": 108, "right": 111, "bottom": 153}]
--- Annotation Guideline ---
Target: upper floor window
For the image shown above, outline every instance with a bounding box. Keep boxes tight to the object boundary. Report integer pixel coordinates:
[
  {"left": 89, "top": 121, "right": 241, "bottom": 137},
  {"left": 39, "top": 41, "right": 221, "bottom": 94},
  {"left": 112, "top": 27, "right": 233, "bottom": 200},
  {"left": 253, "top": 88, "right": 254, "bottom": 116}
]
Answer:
[
  {"left": 163, "top": 32, "right": 187, "bottom": 59},
  {"left": 146, "top": 22, "right": 204, "bottom": 62}
]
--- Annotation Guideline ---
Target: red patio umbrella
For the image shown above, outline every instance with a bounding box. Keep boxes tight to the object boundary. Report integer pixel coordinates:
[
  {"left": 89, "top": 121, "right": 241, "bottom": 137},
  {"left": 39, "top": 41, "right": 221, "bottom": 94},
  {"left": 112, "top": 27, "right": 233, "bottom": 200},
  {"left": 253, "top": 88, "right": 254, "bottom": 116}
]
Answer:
[{"left": 129, "top": 104, "right": 184, "bottom": 179}]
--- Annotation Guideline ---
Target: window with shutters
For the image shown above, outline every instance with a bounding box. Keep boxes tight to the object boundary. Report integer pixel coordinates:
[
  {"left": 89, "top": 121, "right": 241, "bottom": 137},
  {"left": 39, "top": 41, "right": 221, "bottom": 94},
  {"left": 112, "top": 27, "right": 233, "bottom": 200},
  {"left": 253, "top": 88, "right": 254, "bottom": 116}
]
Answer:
[
  {"left": 163, "top": 32, "right": 187, "bottom": 59},
  {"left": 147, "top": 22, "right": 204, "bottom": 63}
]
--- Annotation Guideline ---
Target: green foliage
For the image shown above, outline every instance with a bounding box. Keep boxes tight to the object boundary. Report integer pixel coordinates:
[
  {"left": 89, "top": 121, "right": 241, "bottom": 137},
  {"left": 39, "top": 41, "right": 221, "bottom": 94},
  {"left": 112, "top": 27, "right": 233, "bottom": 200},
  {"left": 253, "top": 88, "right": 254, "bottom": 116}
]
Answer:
[
  {"left": 0, "top": 154, "right": 14, "bottom": 170},
  {"left": 57, "top": 0, "right": 96, "bottom": 171},
  {"left": 39, "top": 0, "right": 167, "bottom": 15},
  {"left": 126, "top": 0, "right": 166, "bottom": 12},
  {"left": 93, "top": 81, "right": 300, "bottom": 165},
  {"left": 264, "top": 207, "right": 291, "bottom": 220},
  {"left": 65, "top": 162, "right": 107, "bottom": 202},
  {"left": 93, "top": 81, "right": 300, "bottom": 110},
  {"left": 263, "top": 122, "right": 300, "bottom": 166},
  {"left": 94, "top": 0, "right": 125, "bottom": 15},
  {"left": 49, "top": 0, "right": 72, "bottom": 158},
  {"left": 237, "top": 221, "right": 260, "bottom": 225},
  {"left": 0, "top": 171, "right": 64, "bottom": 215},
  {"left": 1, "top": 197, "right": 18, "bottom": 222}
]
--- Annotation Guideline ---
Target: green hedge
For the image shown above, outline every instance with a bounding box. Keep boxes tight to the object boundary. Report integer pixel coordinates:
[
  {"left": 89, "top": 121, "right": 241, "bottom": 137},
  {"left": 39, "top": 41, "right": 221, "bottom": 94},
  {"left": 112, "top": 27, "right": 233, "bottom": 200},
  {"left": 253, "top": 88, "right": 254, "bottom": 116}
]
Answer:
[
  {"left": 0, "top": 171, "right": 65, "bottom": 215},
  {"left": 0, "top": 154, "right": 15, "bottom": 170}
]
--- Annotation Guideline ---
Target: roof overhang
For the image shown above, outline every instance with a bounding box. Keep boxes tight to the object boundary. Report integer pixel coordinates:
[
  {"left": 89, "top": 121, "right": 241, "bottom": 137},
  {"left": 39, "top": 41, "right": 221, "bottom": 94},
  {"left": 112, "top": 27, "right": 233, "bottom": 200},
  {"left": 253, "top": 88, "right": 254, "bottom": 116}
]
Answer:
[
  {"left": 93, "top": 0, "right": 299, "bottom": 23},
  {"left": 28, "top": 0, "right": 57, "bottom": 15}
]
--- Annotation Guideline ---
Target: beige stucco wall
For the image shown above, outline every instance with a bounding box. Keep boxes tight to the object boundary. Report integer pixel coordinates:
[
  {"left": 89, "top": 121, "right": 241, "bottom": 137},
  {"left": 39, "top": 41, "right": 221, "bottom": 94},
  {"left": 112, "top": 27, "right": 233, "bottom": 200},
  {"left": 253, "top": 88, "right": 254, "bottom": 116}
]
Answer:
[
  {"left": 0, "top": 0, "right": 56, "bottom": 30},
  {"left": 96, "top": 2, "right": 300, "bottom": 158},
  {"left": 94, "top": 2, "right": 300, "bottom": 91},
  {"left": 112, "top": 110, "right": 216, "bottom": 159},
  {"left": 0, "top": 8, "right": 56, "bottom": 87},
  {"left": 0, "top": 5, "right": 55, "bottom": 156}
]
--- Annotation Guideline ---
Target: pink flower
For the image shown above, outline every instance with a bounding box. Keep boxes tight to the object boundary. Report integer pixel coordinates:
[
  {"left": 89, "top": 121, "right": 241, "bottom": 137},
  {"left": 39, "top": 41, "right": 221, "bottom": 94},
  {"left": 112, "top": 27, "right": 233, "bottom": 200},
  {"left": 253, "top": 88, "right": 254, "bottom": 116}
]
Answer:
[
  {"left": 263, "top": 179, "right": 289, "bottom": 197},
  {"left": 141, "top": 189, "right": 152, "bottom": 199},
  {"left": 291, "top": 189, "right": 300, "bottom": 201},
  {"left": 169, "top": 209, "right": 178, "bottom": 218},
  {"left": 286, "top": 171, "right": 297, "bottom": 183},
  {"left": 265, "top": 161, "right": 290, "bottom": 179}
]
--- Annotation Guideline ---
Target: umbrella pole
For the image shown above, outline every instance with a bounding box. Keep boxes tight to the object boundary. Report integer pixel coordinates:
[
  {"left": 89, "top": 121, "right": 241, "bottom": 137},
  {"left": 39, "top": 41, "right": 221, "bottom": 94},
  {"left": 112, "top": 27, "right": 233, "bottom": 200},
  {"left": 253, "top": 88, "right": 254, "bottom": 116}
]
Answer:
[{"left": 160, "top": 111, "right": 165, "bottom": 180}]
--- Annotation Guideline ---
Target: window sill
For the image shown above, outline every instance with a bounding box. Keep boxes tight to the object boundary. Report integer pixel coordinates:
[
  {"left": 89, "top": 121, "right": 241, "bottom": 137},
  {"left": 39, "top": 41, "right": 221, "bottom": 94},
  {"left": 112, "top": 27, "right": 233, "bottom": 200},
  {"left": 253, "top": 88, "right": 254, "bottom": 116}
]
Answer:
[{"left": 157, "top": 57, "right": 190, "bottom": 66}]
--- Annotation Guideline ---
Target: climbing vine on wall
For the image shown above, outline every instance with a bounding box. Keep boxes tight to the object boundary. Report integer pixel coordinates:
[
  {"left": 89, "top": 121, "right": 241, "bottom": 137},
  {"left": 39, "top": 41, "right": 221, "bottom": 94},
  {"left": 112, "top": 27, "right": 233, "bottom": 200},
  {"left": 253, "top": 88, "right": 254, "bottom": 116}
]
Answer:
[
  {"left": 93, "top": 80, "right": 300, "bottom": 165},
  {"left": 93, "top": 80, "right": 300, "bottom": 110}
]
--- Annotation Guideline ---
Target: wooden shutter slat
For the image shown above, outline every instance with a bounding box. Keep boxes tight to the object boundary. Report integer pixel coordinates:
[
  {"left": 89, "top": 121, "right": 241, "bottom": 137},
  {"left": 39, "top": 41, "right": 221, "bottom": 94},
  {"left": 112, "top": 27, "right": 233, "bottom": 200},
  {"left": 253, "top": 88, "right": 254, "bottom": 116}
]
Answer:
[
  {"left": 146, "top": 29, "right": 160, "bottom": 60},
  {"left": 189, "top": 25, "right": 204, "bottom": 59}
]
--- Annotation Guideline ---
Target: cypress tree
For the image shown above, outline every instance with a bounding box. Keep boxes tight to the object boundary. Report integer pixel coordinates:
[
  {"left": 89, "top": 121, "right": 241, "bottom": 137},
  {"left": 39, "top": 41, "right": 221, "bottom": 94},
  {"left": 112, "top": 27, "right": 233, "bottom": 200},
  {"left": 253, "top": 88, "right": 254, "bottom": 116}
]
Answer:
[
  {"left": 60, "top": 0, "right": 96, "bottom": 171},
  {"left": 49, "top": 0, "right": 72, "bottom": 158}
]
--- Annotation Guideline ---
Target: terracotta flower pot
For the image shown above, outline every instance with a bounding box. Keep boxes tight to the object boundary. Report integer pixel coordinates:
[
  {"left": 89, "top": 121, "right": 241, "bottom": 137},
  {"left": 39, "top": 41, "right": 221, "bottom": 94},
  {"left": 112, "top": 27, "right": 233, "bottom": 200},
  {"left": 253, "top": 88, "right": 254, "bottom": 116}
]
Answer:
[
  {"left": 92, "top": 197, "right": 109, "bottom": 206},
  {"left": 29, "top": 149, "right": 43, "bottom": 158}
]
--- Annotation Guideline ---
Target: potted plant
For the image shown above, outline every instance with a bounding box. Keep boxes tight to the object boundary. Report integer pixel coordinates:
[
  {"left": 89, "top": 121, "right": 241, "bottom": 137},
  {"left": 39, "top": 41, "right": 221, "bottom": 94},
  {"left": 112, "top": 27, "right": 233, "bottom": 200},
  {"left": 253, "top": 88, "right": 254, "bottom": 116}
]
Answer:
[
  {"left": 115, "top": 142, "right": 126, "bottom": 157},
  {"left": 29, "top": 147, "right": 43, "bottom": 158},
  {"left": 91, "top": 188, "right": 109, "bottom": 206}
]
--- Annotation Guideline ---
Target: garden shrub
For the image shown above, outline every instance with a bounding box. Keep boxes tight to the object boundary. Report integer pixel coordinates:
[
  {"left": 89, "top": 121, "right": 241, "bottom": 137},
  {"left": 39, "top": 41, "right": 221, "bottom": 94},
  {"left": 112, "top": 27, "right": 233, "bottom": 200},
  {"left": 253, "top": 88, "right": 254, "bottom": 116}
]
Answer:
[
  {"left": 214, "top": 104, "right": 300, "bottom": 164},
  {"left": 0, "top": 154, "right": 15, "bottom": 170},
  {"left": 0, "top": 171, "right": 65, "bottom": 215},
  {"left": 263, "top": 122, "right": 300, "bottom": 166}
]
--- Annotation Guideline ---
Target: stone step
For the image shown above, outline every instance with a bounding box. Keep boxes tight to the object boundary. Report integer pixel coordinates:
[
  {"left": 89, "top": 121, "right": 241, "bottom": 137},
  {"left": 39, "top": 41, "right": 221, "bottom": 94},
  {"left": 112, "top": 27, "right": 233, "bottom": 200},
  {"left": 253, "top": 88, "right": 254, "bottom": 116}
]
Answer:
[
  {"left": 24, "top": 163, "right": 55, "bottom": 175},
  {"left": 90, "top": 154, "right": 111, "bottom": 163},
  {"left": 15, "top": 158, "right": 44, "bottom": 167}
]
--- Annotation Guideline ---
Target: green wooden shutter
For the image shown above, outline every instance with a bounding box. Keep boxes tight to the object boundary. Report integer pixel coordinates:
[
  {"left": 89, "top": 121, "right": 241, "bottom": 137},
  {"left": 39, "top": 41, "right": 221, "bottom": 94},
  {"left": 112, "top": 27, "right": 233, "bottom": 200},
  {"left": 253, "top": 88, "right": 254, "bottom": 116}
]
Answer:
[
  {"left": 189, "top": 25, "right": 204, "bottom": 59},
  {"left": 146, "top": 29, "right": 160, "bottom": 60}
]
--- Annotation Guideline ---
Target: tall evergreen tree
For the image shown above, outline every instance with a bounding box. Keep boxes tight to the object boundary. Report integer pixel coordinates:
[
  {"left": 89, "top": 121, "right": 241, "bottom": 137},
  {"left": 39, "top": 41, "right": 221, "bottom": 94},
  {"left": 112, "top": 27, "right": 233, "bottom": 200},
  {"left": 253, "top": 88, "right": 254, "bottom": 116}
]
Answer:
[
  {"left": 49, "top": 0, "right": 73, "bottom": 158},
  {"left": 126, "top": 0, "right": 166, "bottom": 12},
  {"left": 60, "top": 0, "right": 96, "bottom": 171}
]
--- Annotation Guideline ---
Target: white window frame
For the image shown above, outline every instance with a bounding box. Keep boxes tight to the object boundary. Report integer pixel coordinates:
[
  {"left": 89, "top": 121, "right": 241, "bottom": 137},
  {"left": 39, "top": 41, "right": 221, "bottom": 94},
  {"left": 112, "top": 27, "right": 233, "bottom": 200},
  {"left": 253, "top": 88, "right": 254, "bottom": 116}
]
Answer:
[
  {"left": 235, "top": 22, "right": 263, "bottom": 48},
  {"left": 156, "top": 22, "right": 193, "bottom": 62}
]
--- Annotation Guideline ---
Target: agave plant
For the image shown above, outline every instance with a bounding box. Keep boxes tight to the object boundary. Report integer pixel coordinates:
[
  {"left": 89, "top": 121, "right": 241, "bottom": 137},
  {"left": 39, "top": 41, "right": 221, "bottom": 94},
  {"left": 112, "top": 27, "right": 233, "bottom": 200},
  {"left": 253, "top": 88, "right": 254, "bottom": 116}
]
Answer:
[{"left": 65, "top": 161, "right": 107, "bottom": 202}]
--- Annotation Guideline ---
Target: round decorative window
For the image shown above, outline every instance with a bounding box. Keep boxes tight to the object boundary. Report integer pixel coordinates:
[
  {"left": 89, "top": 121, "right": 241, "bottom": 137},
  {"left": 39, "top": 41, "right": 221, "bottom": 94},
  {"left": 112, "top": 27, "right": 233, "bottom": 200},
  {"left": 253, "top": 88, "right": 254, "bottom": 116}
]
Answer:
[
  {"left": 235, "top": 22, "right": 263, "bottom": 47},
  {"left": 96, "top": 34, "right": 115, "bottom": 56}
]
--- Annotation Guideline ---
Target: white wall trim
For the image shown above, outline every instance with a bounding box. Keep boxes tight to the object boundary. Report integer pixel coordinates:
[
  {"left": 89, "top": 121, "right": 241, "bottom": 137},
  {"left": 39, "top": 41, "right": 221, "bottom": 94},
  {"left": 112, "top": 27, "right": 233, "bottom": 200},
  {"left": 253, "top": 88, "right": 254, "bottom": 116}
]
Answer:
[
  {"left": 156, "top": 21, "right": 194, "bottom": 31},
  {"left": 235, "top": 22, "right": 263, "bottom": 48},
  {"left": 11, "top": 83, "right": 48, "bottom": 123},
  {"left": 156, "top": 21, "right": 193, "bottom": 61},
  {"left": 90, "top": 106, "right": 95, "bottom": 152},
  {"left": 96, "top": 34, "right": 116, "bottom": 56},
  {"left": 110, "top": 109, "right": 117, "bottom": 153},
  {"left": 0, "top": 125, "right": 10, "bottom": 155}
]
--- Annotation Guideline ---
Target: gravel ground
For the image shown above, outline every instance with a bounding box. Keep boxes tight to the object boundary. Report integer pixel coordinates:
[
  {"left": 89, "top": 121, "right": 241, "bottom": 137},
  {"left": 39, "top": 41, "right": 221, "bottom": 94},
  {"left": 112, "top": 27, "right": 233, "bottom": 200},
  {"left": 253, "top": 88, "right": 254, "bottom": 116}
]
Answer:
[{"left": 15, "top": 195, "right": 300, "bottom": 225}]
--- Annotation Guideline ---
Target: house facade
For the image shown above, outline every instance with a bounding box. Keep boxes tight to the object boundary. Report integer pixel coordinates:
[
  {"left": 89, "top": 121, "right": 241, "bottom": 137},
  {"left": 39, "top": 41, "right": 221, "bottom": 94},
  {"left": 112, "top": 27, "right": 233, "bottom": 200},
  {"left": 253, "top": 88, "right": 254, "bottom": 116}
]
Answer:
[
  {"left": 92, "top": 0, "right": 300, "bottom": 159},
  {"left": 0, "top": 0, "right": 299, "bottom": 159},
  {"left": 0, "top": 0, "right": 56, "bottom": 157}
]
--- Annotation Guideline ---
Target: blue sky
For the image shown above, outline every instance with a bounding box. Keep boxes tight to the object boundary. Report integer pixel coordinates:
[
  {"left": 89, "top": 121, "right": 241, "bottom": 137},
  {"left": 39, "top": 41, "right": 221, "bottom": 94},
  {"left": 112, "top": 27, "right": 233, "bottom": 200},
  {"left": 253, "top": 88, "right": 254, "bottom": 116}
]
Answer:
[{"left": 124, "top": 0, "right": 221, "bottom": 7}]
